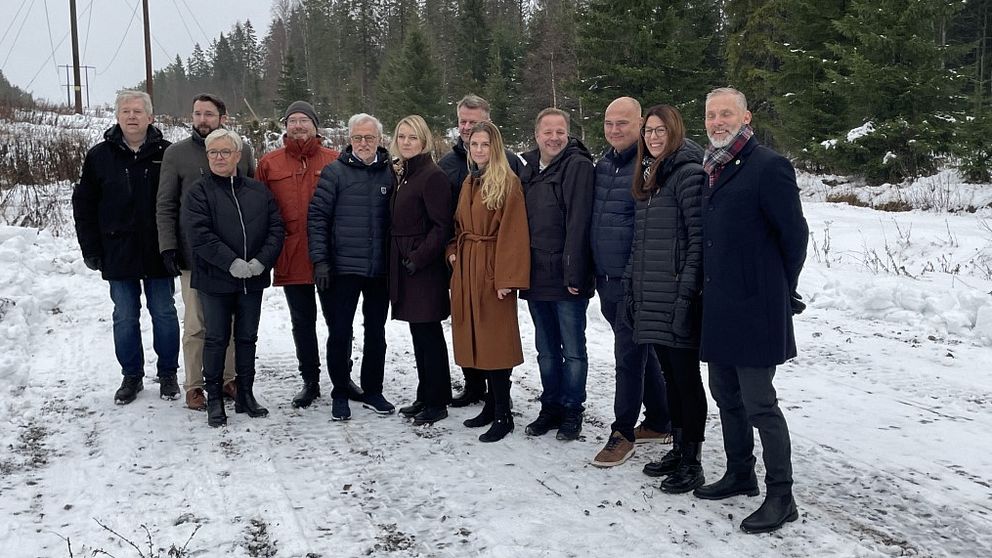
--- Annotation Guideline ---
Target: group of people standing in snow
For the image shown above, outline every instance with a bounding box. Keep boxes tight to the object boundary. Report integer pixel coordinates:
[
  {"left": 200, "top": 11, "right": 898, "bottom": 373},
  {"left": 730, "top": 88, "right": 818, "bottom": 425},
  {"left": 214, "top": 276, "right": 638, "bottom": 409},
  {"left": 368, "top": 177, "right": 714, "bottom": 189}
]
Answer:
[{"left": 72, "top": 86, "right": 808, "bottom": 534}]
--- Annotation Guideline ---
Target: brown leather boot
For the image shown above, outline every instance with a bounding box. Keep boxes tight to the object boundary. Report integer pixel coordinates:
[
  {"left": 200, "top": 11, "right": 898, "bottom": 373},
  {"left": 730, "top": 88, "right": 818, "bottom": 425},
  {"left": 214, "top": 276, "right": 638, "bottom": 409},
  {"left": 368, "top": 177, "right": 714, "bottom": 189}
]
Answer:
[
  {"left": 185, "top": 388, "right": 206, "bottom": 411},
  {"left": 222, "top": 380, "right": 237, "bottom": 399}
]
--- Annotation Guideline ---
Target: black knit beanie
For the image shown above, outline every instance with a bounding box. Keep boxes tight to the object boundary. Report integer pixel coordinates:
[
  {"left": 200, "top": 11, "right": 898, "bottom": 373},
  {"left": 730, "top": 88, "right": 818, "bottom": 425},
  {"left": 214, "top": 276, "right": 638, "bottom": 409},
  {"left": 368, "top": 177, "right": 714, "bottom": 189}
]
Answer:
[{"left": 283, "top": 100, "right": 319, "bottom": 127}]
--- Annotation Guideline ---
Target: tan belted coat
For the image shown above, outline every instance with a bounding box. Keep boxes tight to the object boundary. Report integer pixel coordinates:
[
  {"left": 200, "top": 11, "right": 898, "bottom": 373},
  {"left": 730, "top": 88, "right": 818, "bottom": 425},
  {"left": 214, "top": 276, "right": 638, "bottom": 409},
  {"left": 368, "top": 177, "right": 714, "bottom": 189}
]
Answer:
[{"left": 446, "top": 173, "right": 531, "bottom": 370}]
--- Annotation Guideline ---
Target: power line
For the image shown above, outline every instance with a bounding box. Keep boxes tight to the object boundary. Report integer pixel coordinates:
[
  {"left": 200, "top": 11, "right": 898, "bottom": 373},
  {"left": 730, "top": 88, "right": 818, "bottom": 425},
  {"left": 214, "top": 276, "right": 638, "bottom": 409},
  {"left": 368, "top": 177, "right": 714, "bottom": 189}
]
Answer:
[
  {"left": 81, "top": 0, "right": 95, "bottom": 59},
  {"left": 0, "top": 0, "right": 31, "bottom": 49},
  {"left": 170, "top": 0, "right": 198, "bottom": 45},
  {"left": 95, "top": 0, "right": 141, "bottom": 76},
  {"left": 152, "top": 35, "right": 172, "bottom": 62},
  {"left": 1, "top": 0, "right": 36, "bottom": 70},
  {"left": 42, "top": 0, "right": 60, "bottom": 81},
  {"left": 24, "top": 1, "right": 94, "bottom": 90},
  {"left": 179, "top": 0, "right": 211, "bottom": 44}
]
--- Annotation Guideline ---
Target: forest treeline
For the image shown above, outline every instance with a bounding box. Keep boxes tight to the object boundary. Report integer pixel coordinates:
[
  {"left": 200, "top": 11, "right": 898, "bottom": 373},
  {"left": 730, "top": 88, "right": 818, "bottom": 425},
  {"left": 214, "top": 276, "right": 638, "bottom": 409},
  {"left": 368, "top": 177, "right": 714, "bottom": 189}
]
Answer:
[{"left": 120, "top": 0, "right": 992, "bottom": 184}]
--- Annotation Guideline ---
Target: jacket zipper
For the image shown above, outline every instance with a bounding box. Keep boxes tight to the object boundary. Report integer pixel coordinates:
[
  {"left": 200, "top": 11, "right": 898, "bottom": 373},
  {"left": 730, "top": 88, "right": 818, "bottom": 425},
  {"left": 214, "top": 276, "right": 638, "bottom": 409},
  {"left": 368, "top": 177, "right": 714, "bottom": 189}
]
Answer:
[{"left": 229, "top": 176, "right": 249, "bottom": 294}]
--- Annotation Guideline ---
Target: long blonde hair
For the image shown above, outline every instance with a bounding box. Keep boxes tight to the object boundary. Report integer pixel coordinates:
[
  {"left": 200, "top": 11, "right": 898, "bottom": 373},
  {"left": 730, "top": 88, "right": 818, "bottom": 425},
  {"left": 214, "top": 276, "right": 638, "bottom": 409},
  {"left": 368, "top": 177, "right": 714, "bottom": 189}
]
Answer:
[{"left": 467, "top": 121, "right": 513, "bottom": 210}]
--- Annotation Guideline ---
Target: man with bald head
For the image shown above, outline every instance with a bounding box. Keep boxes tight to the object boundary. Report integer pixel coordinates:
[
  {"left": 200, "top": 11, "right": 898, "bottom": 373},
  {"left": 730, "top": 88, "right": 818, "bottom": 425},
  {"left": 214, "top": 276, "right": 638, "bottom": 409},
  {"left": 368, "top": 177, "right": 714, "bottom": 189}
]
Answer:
[{"left": 589, "top": 97, "right": 671, "bottom": 467}]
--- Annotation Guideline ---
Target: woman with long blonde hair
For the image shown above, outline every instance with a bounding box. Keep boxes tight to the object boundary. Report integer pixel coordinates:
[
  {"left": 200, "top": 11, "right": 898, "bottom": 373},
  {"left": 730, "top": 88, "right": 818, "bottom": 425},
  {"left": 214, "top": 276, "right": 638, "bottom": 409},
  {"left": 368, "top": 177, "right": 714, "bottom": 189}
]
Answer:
[{"left": 446, "top": 121, "right": 530, "bottom": 442}]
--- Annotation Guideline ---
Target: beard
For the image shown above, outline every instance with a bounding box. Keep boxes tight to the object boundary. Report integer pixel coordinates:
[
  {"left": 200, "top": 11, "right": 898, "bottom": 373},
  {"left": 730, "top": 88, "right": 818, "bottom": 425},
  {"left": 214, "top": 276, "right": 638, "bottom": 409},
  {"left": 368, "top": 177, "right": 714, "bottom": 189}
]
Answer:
[
  {"left": 194, "top": 123, "right": 218, "bottom": 138},
  {"left": 708, "top": 124, "right": 741, "bottom": 149}
]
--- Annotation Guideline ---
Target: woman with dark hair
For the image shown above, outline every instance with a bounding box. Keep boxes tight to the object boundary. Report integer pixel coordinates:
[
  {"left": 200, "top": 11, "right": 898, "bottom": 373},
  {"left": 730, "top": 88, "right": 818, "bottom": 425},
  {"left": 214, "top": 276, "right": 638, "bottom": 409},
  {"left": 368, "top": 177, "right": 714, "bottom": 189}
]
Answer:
[
  {"left": 183, "top": 128, "right": 284, "bottom": 427},
  {"left": 626, "top": 104, "right": 708, "bottom": 492},
  {"left": 446, "top": 121, "right": 530, "bottom": 443},
  {"left": 389, "top": 115, "right": 454, "bottom": 426}
]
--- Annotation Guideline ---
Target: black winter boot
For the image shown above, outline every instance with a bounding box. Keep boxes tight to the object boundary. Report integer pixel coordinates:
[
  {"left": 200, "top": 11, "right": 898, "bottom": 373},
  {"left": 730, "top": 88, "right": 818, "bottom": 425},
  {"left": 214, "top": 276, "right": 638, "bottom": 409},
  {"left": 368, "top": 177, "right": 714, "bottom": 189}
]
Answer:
[
  {"left": 464, "top": 377, "right": 495, "bottom": 428},
  {"left": 452, "top": 372, "right": 486, "bottom": 407},
  {"left": 556, "top": 409, "right": 583, "bottom": 441},
  {"left": 740, "top": 493, "right": 799, "bottom": 534},
  {"left": 525, "top": 404, "right": 563, "bottom": 436},
  {"left": 205, "top": 381, "right": 226, "bottom": 428},
  {"left": 694, "top": 469, "right": 760, "bottom": 500},
  {"left": 660, "top": 441, "right": 705, "bottom": 493},
  {"left": 234, "top": 373, "right": 269, "bottom": 417},
  {"left": 480, "top": 371, "right": 513, "bottom": 442},
  {"left": 643, "top": 428, "right": 683, "bottom": 477},
  {"left": 114, "top": 375, "right": 144, "bottom": 405},
  {"left": 292, "top": 375, "right": 321, "bottom": 409}
]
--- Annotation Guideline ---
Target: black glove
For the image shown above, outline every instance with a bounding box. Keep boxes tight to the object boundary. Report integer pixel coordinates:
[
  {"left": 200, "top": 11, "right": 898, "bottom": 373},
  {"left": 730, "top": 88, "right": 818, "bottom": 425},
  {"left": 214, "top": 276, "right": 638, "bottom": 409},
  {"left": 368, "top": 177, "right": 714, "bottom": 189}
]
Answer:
[
  {"left": 620, "top": 279, "right": 635, "bottom": 328},
  {"left": 672, "top": 296, "right": 693, "bottom": 339},
  {"left": 83, "top": 255, "right": 102, "bottom": 271},
  {"left": 401, "top": 257, "right": 417, "bottom": 276},
  {"left": 790, "top": 291, "right": 807, "bottom": 315},
  {"left": 313, "top": 262, "right": 332, "bottom": 291},
  {"left": 161, "top": 249, "right": 181, "bottom": 277}
]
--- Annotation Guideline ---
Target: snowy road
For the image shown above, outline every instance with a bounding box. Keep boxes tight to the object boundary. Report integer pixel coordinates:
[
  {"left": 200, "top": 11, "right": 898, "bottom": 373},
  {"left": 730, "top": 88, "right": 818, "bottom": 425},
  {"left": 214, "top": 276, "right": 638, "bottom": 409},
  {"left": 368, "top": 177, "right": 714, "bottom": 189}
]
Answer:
[{"left": 2, "top": 200, "right": 991, "bottom": 557}]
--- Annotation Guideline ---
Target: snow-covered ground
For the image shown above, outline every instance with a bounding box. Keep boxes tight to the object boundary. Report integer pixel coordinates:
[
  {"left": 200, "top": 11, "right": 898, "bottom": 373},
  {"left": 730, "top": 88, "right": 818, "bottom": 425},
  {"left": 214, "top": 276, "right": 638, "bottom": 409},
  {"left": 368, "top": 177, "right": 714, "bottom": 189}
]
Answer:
[{"left": 2, "top": 196, "right": 992, "bottom": 557}]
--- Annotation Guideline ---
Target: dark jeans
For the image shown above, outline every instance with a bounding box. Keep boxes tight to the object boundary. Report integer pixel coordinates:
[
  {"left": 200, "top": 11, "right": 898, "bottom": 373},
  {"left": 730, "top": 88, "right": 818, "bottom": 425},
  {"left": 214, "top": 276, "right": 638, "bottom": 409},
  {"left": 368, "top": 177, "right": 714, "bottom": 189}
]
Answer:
[
  {"left": 596, "top": 278, "right": 670, "bottom": 441},
  {"left": 707, "top": 363, "right": 793, "bottom": 496},
  {"left": 108, "top": 278, "right": 180, "bottom": 377},
  {"left": 527, "top": 298, "right": 589, "bottom": 412},
  {"left": 653, "top": 345, "right": 706, "bottom": 443},
  {"left": 199, "top": 290, "right": 263, "bottom": 387},
  {"left": 323, "top": 275, "right": 389, "bottom": 398},
  {"left": 409, "top": 321, "right": 452, "bottom": 406},
  {"left": 283, "top": 284, "right": 333, "bottom": 378}
]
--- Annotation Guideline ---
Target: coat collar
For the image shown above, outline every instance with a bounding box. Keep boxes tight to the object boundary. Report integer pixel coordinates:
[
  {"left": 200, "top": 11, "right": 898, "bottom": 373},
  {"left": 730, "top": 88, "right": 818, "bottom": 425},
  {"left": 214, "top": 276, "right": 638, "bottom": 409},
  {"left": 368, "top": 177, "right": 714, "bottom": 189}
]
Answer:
[
  {"left": 283, "top": 134, "right": 323, "bottom": 161},
  {"left": 710, "top": 136, "right": 758, "bottom": 195}
]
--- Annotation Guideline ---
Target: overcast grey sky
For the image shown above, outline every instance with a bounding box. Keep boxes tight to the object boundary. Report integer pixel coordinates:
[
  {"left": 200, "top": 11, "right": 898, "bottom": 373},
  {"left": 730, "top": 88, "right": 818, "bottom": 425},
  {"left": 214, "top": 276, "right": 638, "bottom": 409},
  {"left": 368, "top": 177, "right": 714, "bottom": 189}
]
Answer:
[{"left": 0, "top": 0, "right": 275, "bottom": 106}]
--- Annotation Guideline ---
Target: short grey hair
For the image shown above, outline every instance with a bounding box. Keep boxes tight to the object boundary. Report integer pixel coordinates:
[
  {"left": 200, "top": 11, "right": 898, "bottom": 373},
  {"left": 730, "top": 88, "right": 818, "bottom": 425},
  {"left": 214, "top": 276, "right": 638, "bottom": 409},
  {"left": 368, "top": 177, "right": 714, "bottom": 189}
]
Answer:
[
  {"left": 116, "top": 90, "right": 153, "bottom": 115},
  {"left": 205, "top": 128, "right": 243, "bottom": 152},
  {"left": 706, "top": 87, "right": 748, "bottom": 112},
  {"left": 348, "top": 113, "right": 383, "bottom": 137},
  {"left": 456, "top": 94, "right": 491, "bottom": 116}
]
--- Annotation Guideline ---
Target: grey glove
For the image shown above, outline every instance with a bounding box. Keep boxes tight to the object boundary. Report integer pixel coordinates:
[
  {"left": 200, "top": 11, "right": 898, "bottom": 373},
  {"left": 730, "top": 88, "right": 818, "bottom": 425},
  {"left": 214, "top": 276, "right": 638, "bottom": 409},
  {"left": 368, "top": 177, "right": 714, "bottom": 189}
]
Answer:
[
  {"left": 229, "top": 258, "right": 252, "bottom": 279},
  {"left": 247, "top": 258, "right": 265, "bottom": 276}
]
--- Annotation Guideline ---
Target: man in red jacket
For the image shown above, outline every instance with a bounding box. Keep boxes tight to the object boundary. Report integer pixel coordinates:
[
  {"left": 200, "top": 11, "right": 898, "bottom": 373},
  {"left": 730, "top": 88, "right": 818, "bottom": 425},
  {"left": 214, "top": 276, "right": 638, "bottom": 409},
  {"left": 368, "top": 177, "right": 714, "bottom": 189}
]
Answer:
[{"left": 256, "top": 101, "right": 351, "bottom": 409}]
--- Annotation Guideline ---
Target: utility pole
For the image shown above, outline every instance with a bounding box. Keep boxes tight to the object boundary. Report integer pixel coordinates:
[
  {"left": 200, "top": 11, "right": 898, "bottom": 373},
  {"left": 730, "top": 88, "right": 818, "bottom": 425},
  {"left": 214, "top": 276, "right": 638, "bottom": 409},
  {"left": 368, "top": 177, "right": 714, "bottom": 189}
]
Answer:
[
  {"left": 142, "top": 0, "right": 153, "bottom": 102},
  {"left": 69, "top": 0, "right": 83, "bottom": 113}
]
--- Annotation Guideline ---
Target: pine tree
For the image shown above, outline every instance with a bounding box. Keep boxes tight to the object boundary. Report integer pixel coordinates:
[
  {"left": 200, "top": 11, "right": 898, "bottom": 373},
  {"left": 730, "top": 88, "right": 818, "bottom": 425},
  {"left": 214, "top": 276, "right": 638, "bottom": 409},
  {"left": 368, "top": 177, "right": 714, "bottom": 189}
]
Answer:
[
  {"left": 576, "top": 0, "right": 723, "bottom": 147},
  {"left": 375, "top": 24, "right": 447, "bottom": 132},
  {"left": 276, "top": 53, "right": 313, "bottom": 110},
  {"left": 819, "top": 0, "right": 966, "bottom": 182}
]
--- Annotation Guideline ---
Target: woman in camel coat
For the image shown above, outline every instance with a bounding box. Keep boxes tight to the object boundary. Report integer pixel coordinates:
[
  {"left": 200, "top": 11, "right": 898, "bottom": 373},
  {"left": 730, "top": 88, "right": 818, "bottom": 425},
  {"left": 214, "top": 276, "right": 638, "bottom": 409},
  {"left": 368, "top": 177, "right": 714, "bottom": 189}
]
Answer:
[{"left": 447, "top": 121, "right": 530, "bottom": 442}]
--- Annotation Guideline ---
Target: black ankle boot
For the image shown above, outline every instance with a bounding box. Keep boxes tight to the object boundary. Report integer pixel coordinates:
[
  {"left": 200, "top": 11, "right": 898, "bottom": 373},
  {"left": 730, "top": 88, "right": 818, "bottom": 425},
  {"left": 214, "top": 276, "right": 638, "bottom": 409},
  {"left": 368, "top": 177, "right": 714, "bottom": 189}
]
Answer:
[
  {"left": 740, "top": 493, "right": 799, "bottom": 534},
  {"left": 479, "top": 371, "right": 513, "bottom": 442},
  {"left": 205, "top": 381, "right": 226, "bottom": 427},
  {"left": 234, "top": 374, "right": 269, "bottom": 417},
  {"left": 660, "top": 441, "right": 704, "bottom": 493},
  {"left": 643, "top": 428, "right": 682, "bottom": 477},
  {"left": 292, "top": 378, "right": 320, "bottom": 408},
  {"left": 693, "top": 470, "right": 760, "bottom": 500},
  {"left": 464, "top": 396, "right": 495, "bottom": 428}
]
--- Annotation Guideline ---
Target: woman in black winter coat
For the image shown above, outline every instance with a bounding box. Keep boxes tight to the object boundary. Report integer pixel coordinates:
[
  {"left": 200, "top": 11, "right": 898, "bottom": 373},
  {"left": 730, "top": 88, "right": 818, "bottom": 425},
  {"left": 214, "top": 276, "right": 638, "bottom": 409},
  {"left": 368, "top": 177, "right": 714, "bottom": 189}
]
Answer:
[
  {"left": 388, "top": 115, "right": 454, "bottom": 426},
  {"left": 626, "top": 105, "right": 708, "bottom": 493},
  {"left": 183, "top": 129, "right": 284, "bottom": 427}
]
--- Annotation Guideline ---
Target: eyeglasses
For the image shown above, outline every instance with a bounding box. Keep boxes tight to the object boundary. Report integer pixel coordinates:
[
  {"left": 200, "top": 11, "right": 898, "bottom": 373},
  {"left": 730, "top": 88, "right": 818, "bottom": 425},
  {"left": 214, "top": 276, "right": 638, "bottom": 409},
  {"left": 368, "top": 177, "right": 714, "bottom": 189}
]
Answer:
[
  {"left": 286, "top": 118, "right": 313, "bottom": 126},
  {"left": 351, "top": 135, "right": 379, "bottom": 144},
  {"left": 642, "top": 126, "right": 668, "bottom": 137},
  {"left": 206, "top": 149, "right": 235, "bottom": 159}
]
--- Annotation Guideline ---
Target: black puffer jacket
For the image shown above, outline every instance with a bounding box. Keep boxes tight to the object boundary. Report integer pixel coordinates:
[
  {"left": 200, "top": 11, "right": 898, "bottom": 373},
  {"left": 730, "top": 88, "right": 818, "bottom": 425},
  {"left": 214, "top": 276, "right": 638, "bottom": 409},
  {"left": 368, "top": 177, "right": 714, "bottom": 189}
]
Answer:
[
  {"left": 308, "top": 145, "right": 393, "bottom": 277},
  {"left": 72, "top": 124, "right": 171, "bottom": 280},
  {"left": 519, "top": 138, "right": 596, "bottom": 301},
  {"left": 439, "top": 137, "right": 524, "bottom": 204},
  {"left": 182, "top": 173, "right": 285, "bottom": 294},
  {"left": 627, "top": 139, "right": 705, "bottom": 349},
  {"left": 590, "top": 143, "right": 638, "bottom": 278}
]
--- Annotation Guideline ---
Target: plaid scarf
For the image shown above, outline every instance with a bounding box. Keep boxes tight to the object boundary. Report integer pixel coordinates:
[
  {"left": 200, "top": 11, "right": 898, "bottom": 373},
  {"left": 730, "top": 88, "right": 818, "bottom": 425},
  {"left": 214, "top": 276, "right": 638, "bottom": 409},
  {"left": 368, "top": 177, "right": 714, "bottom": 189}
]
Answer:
[{"left": 702, "top": 124, "right": 754, "bottom": 187}]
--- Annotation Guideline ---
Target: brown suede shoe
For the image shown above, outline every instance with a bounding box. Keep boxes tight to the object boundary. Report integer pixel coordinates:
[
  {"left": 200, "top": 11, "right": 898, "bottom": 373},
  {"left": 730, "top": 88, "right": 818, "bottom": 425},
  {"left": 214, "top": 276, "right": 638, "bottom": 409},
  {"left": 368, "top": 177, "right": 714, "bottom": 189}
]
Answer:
[
  {"left": 185, "top": 388, "right": 206, "bottom": 411},
  {"left": 222, "top": 380, "right": 237, "bottom": 400},
  {"left": 634, "top": 423, "right": 673, "bottom": 445},
  {"left": 591, "top": 431, "right": 636, "bottom": 468}
]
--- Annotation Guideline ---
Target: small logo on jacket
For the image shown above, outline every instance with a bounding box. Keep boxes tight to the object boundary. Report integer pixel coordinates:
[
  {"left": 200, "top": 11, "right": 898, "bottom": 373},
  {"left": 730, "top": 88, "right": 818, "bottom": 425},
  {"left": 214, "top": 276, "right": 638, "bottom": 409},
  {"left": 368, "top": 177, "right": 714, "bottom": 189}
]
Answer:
[{"left": 381, "top": 186, "right": 388, "bottom": 195}]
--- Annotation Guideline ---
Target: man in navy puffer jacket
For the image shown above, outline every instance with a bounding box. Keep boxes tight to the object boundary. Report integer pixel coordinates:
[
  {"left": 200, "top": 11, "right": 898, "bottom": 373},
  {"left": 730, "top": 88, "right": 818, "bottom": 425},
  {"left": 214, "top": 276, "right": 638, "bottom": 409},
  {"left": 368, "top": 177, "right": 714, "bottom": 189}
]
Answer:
[{"left": 589, "top": 97, "right": 671, "bottom": 468}]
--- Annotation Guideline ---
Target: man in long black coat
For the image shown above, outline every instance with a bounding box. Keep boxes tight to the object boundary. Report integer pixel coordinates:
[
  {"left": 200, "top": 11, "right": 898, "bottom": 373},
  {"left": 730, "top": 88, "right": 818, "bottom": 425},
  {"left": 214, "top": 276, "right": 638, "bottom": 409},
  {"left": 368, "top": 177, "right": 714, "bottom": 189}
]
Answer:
[{"left": 694, "top": 87, "right": 809, "bottom": 535}]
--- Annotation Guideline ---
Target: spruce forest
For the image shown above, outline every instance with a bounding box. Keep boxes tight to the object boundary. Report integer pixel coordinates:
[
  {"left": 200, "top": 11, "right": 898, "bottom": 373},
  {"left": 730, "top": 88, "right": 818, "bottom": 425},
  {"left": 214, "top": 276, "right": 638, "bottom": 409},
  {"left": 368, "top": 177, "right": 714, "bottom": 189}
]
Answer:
[{"left": 135, "top": 0, "right": 989, "bottom": 185}]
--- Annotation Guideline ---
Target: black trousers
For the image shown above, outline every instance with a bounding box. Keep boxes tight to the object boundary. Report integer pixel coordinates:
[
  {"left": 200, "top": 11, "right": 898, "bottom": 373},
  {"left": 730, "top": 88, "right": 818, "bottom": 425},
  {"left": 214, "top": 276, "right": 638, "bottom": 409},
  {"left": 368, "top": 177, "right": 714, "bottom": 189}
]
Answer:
[
  {"left": 200, "top": 290, "right": 263, "bottom": 390},
  {"left": 409, "top": 321, "right": 452, "bottom": 406},
  {"left": 653, "top": 345, "right": 707, "bottom": 443},
  {"left": 707, "top": 363, "right": 793, "bottom": 496},
  {"left": 323, "top": 275, "right": 389, "bottom": 398},
  {"left": 283, "top": 284, "right": 333, "bottom": 379}
]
